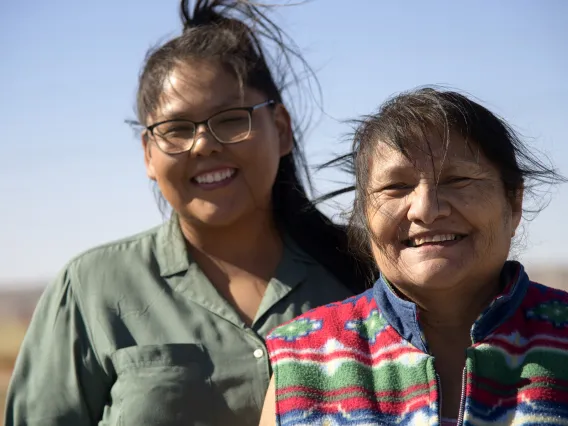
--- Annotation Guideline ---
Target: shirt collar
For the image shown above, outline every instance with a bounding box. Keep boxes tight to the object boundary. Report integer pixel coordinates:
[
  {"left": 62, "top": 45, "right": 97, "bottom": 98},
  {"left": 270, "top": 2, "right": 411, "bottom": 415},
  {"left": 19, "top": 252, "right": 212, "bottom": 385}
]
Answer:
[
  {"left": 154, "top": 216, "right": 310, "bottom": 328},
  {"left": 154, "top": 215, "right": 312, "bottom": 280},
  {"left": 155, "top": 215, "right": 191, "bottom": 277},
  {"left": 373, "top": 261, "right": 530, "bottom": 353}
]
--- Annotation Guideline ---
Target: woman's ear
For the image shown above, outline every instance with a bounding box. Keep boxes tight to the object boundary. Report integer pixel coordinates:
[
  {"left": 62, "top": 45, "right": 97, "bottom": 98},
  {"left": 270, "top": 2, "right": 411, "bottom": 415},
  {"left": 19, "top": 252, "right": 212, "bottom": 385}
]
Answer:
[
  {"left": 142, "top": 132, "right": 157, "bottom": 181},
  {"left": 273, "top": 104, "right": 293, "bottom": 157}
]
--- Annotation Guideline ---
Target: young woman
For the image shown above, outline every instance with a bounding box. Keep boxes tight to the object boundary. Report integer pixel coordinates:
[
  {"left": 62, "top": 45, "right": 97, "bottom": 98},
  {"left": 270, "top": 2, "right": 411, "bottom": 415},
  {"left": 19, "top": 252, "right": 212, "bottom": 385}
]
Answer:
[
  {"left": 261, "top": 87, "right": 567, "bottom": 426},
  {"left": 4, "top": 1, "right": 372, "bottom": 425}
]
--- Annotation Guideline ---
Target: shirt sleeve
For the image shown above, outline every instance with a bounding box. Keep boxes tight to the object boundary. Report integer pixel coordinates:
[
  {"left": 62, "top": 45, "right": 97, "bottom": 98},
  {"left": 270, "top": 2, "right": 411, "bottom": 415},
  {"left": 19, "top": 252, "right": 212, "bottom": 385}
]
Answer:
[{"left": 4, "top": 265, "right": 112, "bottom": 426}]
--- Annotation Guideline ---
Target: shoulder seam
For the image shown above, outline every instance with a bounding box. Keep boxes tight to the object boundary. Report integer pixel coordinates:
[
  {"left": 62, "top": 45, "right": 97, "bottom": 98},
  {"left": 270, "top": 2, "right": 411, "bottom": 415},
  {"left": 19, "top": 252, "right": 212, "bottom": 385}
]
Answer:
[{"left": 65, "top": 224, "right": 162, "bottom": 267}]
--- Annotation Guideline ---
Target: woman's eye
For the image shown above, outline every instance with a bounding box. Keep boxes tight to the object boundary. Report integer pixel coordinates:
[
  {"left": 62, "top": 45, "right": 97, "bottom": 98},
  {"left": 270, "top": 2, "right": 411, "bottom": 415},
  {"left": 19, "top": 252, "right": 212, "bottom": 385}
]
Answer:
[
  {"left": 446, "top": 176, "right": 471, "bottom": 184},
  {"left": 218, "top": 117, "right": 246, "bottom": 124},
  {"left": 168, "top": 126, "right": 194, "bottom": 135},
  {"left": 382, "top": 183, "right": 412, "bottom": 191},
  {"left": 155, "top": 124, "right": 195, "bottom": 138}
]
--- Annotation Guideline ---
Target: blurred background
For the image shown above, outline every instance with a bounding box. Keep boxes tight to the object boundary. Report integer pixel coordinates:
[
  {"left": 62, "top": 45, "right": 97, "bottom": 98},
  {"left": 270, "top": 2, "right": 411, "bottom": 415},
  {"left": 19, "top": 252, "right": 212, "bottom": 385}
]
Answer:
[{"left": 1, "top": 0, "right": 567, "bottom": 421}]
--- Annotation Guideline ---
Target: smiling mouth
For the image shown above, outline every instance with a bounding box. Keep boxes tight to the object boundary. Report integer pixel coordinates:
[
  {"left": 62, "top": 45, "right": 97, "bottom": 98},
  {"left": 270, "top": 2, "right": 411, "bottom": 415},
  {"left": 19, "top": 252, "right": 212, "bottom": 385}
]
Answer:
[
  {"left": 402, "top": 234, "right": 467, "bottom": 248},
  {"left": 192, "top": 168, "right": 237, "bottom": 185}
]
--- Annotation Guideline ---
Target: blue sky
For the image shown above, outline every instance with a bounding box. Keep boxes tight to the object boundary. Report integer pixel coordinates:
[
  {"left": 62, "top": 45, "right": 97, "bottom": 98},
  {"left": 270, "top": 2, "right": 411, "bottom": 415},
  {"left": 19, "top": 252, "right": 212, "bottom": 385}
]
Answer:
[{"left": 1, "top": 0, "right": 567, "bottom": 285}]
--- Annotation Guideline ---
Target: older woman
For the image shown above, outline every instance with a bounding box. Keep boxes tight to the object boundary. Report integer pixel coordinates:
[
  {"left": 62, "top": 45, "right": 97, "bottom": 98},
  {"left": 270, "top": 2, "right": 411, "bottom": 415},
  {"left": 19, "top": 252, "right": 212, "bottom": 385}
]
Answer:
[{"left": 260, "top": 88, "right": 567, "bottom": 426}]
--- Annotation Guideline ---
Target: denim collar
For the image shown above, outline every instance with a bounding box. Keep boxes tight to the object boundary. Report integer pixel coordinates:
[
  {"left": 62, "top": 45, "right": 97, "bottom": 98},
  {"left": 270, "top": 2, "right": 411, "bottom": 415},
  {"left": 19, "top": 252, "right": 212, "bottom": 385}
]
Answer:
[{"left": 372, "top": 261, "right": 529, "bottom": 353}]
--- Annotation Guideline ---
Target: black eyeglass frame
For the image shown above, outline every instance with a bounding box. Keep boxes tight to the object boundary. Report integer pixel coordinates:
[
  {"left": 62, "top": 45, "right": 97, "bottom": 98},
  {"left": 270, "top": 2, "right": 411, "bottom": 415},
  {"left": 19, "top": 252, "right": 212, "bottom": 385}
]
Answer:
[{"left": 145, "top": 99, "right": 276, "bottom": 154}]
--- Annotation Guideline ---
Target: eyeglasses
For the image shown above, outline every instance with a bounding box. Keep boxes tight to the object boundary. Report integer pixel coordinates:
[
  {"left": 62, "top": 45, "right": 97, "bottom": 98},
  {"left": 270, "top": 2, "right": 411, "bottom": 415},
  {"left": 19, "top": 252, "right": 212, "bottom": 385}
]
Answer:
[{"left": 145, "top": 100, "right": 275, "bottom": 155}]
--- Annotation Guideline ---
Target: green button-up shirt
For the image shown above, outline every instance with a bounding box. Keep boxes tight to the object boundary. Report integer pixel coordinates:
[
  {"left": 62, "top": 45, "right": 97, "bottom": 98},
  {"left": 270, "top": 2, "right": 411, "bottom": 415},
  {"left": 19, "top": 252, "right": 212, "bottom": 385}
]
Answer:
[{"left": 5, "top": 218, "right": 353, "bottom": 426}]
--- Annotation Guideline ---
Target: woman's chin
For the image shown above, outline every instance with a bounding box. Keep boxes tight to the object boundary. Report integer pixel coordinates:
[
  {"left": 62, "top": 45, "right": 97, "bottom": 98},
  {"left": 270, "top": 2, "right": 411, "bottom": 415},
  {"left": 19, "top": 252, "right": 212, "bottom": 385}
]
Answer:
[
  {"left": 178, "top": 204, "right": 245, "bottom": 228},
  {"left": 192, "top": 212, "right": 243, "bottom": 228},
  {"left": 395, "top": 258, "right": 469, "bottom": 290}
]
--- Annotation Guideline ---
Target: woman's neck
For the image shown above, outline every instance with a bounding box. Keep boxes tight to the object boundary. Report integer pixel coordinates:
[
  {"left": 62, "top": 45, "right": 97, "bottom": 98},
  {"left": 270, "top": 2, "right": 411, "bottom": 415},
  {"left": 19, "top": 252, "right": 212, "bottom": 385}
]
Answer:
[
  {"left": 394, "top": 273, "right": 502, "bottom": 331},
  {"left": 179, "top": 210, "right": 283, "bottom": 275},
  {"left": 179, "top": 210, "right": 284, "bottom": 326}
]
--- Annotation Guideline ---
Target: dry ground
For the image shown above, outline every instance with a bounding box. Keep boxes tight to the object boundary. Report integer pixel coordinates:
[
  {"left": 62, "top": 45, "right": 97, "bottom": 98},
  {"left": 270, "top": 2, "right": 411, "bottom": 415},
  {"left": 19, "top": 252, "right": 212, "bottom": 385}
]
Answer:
[{"left": 0, "top": 321, "right": 28, "bottom": 426}]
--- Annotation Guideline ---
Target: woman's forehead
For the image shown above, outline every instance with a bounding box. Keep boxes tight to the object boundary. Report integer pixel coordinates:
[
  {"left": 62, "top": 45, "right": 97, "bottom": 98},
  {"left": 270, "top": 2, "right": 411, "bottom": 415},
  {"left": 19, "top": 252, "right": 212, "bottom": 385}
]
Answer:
[
  {"left": 157, "top": 91, "right": 245, "bottom": 121},
  {"left": 163, "top": 61, "right": 237, "bottom": 92},
  {"left": 153, "top": 64, "right": 250, "bottom": 121},
  {"left": 370, "top": 136, "right": 486, "bottom": 176}
]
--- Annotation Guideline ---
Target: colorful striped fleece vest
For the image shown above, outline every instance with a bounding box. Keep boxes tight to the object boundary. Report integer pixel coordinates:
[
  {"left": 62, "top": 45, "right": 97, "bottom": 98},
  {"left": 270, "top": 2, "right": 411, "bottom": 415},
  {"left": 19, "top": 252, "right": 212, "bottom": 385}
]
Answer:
[{"left": 266, "top": 261, "right": 568, "bottom": 425}]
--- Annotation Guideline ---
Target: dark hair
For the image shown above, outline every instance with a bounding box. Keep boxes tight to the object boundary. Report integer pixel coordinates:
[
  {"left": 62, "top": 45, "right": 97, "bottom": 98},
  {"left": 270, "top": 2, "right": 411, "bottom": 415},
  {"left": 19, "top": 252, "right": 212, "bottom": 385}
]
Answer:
[
  {"left": 131, "top": 0, "right": 374, "bottom": 292},
  {"left": 321, "top": 86, "right": 566, "bottom": 262}
]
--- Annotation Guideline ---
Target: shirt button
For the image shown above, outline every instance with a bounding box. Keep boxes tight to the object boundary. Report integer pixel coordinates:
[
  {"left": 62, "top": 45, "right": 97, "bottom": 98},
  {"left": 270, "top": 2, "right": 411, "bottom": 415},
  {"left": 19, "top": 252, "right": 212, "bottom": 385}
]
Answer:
[{"left": 253, "top": 348, "right": 264, "bottom": 359}]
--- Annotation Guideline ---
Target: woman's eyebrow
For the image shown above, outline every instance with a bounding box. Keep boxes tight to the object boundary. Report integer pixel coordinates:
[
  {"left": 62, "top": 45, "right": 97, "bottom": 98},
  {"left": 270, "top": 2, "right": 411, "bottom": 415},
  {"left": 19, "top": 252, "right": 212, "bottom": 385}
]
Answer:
[
  {"left": 442, "top": 160, "right": 485, "bottom": 174},
  {"left": 159, "top": 94, "right": 245, "bottom": 121},
  {"left": 375, "top": 161, "right": 415, "bottom": 177}
]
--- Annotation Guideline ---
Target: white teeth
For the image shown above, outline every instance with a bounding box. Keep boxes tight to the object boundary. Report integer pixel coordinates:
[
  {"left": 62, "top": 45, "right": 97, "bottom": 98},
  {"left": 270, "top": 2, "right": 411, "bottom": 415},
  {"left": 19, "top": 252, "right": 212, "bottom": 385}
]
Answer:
[
  {"left": 409, "top": 234, "right": 459, "bottom": 247},
  {"left": 194, "top": 169, "right": 235, "bottom": 184}
]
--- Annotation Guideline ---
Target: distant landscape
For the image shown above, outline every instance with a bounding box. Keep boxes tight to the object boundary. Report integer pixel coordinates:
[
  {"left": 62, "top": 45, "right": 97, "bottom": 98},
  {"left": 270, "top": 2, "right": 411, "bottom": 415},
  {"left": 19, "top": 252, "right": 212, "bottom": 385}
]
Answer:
[
  {"left": 0, "top": 286, "right": 43, "bottom": 423},
  {"left": 1, "top": 266, "right": 567, "bottom": 424}
]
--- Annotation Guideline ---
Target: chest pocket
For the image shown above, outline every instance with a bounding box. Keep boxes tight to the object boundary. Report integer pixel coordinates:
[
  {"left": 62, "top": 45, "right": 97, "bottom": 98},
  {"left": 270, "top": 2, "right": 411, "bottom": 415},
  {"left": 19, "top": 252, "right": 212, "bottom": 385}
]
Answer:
[{"left": 109, "top": 344, "right": 215, "bottom": 426}]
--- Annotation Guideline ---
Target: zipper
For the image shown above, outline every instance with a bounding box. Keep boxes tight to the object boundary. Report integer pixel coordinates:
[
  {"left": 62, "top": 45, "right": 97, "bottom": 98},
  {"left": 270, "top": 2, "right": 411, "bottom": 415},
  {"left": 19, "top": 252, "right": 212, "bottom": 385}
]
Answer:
[
  {"left": 436, "top": 365, "right": 467, "bottom": 426},
  {"left": 435, "top": 372, "right": 443, "bottom": 423},
  {"left": 456, "top": 366, "right": 467, "bottom": 426}
]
